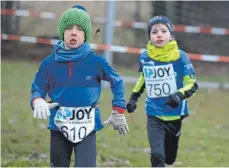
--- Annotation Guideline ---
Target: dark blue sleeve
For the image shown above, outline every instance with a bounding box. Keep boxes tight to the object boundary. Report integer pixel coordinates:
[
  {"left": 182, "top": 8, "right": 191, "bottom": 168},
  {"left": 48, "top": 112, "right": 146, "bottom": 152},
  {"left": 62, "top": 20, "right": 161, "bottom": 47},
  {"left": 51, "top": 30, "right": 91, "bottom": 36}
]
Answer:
[
  {"left": 138, "top": 55, "right": 143, "bottom": 72},
  {"left": 101, "top": 58, "right": 126, "bottom": 110},
  {"left": 180, "top": 51, "right": 195, "bottom": 77},
  {"left": 30, "top": 60, "right": 49, "bottom": 108}
]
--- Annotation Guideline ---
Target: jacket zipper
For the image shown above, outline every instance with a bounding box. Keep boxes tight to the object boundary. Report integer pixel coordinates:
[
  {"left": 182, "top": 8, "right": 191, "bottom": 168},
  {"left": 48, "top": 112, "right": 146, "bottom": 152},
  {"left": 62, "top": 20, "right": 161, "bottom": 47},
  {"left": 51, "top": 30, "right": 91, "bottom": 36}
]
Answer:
[{"left": 69, "top": 61, "right": 72, "bottom": 78}]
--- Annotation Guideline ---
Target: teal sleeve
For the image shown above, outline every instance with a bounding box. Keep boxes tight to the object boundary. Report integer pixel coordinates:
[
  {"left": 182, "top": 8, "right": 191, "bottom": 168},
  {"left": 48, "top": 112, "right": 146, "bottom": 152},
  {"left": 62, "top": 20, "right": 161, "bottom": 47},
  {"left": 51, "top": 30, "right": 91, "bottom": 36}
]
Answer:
[
  {"left": 129, "top": 72, "right": 145, "bottom": 101},
  {"left": 177, "top": 74, "right": 198, "bottom": 100}
]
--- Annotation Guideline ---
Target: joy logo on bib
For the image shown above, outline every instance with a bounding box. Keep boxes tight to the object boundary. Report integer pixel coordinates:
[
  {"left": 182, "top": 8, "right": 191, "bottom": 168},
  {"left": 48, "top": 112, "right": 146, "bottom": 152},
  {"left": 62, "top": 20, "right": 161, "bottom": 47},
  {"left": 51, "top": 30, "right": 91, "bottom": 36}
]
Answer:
[
  {"left": 54, "top": 106, "right": 95, "bottom": 143},
  {"left": 143, "top": 64, "right": 177, "bottom": 98}
]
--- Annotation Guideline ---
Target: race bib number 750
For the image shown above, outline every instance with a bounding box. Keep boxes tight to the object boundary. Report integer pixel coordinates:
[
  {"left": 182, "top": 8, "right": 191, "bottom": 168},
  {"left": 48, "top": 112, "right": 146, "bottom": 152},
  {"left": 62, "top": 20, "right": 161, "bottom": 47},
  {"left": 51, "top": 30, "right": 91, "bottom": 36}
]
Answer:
[{"left": 143, "top": 64, "right": 177, "bottom": 98}]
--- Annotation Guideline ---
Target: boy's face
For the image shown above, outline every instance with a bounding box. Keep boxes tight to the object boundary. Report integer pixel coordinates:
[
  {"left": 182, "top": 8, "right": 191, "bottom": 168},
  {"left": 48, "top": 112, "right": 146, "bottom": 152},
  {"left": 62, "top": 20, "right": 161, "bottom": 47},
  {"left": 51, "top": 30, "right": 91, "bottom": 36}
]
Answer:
[
  {"left": 150, "top": 23, "right": 172, "bottom": 47},
  {"left": 64, "top": 25, "right": 85, "bottom": 49}
]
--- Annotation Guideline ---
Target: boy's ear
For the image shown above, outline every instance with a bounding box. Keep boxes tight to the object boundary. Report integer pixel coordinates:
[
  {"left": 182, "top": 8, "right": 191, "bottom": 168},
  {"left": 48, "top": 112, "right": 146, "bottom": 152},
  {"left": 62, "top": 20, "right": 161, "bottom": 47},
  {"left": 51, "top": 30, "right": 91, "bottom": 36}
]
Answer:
[{"left": 170, "top": 35, "right": 174, "bottom": 41}]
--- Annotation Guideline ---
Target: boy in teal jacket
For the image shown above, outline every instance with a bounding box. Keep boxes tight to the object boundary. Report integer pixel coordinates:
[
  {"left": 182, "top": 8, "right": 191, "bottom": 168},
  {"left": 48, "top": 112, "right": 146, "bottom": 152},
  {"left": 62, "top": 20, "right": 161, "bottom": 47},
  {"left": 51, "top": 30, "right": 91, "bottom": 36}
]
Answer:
[{"left": 126, "top": 15, "right": 198, "bottom": 167}]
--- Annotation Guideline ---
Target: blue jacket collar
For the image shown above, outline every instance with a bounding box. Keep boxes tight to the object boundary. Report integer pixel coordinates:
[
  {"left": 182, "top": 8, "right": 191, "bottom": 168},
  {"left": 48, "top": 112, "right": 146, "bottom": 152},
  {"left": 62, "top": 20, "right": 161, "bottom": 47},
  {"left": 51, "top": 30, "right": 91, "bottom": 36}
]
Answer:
[{"left": 54, "top": 41, "right": 91, "bottom": 62}]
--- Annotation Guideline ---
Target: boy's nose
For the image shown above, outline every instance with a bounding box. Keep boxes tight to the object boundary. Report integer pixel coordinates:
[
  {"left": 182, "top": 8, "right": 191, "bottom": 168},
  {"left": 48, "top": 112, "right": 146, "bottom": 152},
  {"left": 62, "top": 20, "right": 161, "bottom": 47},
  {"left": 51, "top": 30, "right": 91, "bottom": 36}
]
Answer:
[
  {"left": 157, "top": 32, "right": 163, "bottom": 37},
  {"left": 71, "top": 28, "right": 78, "bottom": 35}
]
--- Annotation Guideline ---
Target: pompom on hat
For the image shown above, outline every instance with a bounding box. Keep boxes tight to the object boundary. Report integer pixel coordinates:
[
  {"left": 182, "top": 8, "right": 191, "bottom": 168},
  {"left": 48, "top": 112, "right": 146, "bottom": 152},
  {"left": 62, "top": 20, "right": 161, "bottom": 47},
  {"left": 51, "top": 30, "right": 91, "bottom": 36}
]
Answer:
[
  {"left": 58, "top": 5, "right": 92, "bottom": 42},
  {"left": 148, "top": 15, "right": 173, "bottom": 39}
]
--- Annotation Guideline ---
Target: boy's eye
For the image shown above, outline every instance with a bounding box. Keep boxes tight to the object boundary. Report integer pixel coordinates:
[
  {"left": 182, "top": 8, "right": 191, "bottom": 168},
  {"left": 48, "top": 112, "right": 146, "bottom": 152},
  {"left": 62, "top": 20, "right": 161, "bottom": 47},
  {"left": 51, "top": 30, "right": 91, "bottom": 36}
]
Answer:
[
  {"left": 152, "top": 31, "right": 157, "bottom": 34},
  {"left": 78, "top": 27, "right": 83, "bottom": 31},
  {"left": 67, "top": 26, "right": 73, "bottom": 30}
]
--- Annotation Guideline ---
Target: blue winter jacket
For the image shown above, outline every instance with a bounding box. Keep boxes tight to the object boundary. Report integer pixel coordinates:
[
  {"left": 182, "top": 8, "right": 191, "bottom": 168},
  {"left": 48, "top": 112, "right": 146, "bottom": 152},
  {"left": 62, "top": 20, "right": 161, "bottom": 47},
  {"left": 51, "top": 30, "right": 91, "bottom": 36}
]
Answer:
[
  {"left": 30, "top": 42, "right": 126, "bottom": 131},
  {"left": 139, "top": 50, "right": 195, "bottom": 117}
]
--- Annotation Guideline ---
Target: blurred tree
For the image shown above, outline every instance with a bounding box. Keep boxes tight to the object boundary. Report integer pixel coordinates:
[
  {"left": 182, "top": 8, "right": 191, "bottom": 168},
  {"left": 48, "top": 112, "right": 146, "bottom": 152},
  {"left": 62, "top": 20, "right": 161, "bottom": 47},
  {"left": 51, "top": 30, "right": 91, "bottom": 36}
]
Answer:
[
  {"left": 1, "top": 1, "right": 20, "bottom": 34},
  {"left": 174, "top": 1, "right": 183, "bottom": 24},
  {"left": 151, "top": 1, "right": 183, "bottom": 24},
  {"left": 134, "top": 1, "right": 141, "bottom": 47},
  {"left": 1, "top": 1, "right": 13, "bottom": 34},
  {"left": 152, "top": 1, "right": 166, "bottom": 16}
]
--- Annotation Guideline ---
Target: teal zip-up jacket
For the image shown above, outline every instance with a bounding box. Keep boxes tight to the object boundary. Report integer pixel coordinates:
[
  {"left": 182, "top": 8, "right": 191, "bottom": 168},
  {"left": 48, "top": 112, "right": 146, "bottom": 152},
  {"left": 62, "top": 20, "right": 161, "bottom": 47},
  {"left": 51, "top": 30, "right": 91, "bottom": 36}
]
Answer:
[{"left": 130, "top": 50, "right": 198, "bottom": 120}]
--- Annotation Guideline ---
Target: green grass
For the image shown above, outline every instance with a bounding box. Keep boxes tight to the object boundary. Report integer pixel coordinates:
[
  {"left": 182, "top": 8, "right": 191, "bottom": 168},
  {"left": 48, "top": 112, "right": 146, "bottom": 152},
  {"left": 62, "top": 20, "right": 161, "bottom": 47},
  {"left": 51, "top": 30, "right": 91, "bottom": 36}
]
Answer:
[
  {"left": 115, "top": 67, "right": 229, "bottom": 83},
  {"left": 1, "top": 59, "right": 229, "bottom": 166}
]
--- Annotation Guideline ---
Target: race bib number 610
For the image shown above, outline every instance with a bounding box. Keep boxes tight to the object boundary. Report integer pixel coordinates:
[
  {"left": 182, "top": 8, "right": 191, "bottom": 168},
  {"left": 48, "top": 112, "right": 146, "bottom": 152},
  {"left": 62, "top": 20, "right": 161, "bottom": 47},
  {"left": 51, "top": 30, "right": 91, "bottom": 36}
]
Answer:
[
  {"left": 143, "top": 64, "right": 177, "bottom": 98},
  {"left": 54, "top": 106, "right": 95, "bottom": 143}
]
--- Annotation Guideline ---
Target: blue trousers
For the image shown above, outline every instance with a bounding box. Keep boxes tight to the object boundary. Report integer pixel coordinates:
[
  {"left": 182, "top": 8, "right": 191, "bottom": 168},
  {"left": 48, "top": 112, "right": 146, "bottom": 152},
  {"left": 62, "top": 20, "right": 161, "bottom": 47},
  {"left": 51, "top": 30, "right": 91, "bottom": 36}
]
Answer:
[
  {"left": 50, "top": 130, "right": 96, "bottom": 167},
  {"left": 147, "top": 116, "right": 182, "bottom": 167}
]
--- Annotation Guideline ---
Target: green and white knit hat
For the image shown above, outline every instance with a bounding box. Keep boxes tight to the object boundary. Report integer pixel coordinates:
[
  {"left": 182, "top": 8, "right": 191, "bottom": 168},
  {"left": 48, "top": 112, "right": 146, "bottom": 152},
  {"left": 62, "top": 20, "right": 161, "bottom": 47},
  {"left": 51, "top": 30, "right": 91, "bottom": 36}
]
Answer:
[{"left": 58, "top": 6, "right": 92, "bottom": 42}]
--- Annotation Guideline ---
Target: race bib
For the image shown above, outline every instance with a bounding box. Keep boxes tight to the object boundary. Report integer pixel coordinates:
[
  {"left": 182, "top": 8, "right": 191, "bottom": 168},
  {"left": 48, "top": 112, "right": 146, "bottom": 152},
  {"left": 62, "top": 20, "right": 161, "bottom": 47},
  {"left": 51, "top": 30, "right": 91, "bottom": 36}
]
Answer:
[
  {"left": 54, "top": 106, "right": 95, "bottom": 143},
  {"left": 143, "top": 64, "right": 177, "bottom": 98}
]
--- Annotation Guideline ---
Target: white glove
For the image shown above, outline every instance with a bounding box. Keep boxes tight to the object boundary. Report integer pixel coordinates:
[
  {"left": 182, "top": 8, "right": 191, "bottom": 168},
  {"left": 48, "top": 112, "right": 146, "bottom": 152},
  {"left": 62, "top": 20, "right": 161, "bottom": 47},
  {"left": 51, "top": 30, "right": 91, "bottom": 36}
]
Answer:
[
  {"left": 33, "top": 98, "right": 59, "bottom": 119},
  {"left": 103, "top": 110, "right": 129, "bottom": 135}
]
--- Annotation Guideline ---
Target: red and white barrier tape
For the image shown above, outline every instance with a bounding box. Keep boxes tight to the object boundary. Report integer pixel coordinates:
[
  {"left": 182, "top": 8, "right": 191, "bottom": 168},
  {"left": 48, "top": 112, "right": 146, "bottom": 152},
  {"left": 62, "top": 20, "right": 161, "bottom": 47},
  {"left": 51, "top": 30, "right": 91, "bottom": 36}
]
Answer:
[
  {"left": 1, "top": 8, "right": 229, "bottom": 35},
  {"left": 1, "top": 34, "right": 229, "bottom": 63}
]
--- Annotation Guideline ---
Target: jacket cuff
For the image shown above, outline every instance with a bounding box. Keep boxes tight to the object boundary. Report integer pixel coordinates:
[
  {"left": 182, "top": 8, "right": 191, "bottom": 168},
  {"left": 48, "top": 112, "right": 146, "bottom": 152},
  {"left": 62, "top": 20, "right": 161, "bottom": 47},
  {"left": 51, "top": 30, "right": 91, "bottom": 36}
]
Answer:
[
  {"left": 32, "top": 97, "right": 42, "bottom": 104},
  {"left": 112, "top": 106, "right": 125, "bottom": 114},
  {"left": 176, "top": 91, "right": 185, "bottom": 100}
]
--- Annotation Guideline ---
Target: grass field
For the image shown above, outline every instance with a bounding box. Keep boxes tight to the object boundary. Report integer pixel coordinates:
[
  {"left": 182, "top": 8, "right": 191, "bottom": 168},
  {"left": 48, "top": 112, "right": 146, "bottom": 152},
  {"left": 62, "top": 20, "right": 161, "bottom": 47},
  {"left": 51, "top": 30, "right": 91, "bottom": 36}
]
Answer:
[{"left": 1, "top": 59, "right": 229, "bottom": 167}]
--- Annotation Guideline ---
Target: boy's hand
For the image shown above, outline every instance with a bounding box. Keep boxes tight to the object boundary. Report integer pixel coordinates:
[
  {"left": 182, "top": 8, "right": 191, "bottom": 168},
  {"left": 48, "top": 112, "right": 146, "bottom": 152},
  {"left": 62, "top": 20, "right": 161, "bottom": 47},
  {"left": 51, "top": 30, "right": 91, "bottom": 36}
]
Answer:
[
  {"left": 103, "top": 110, "right": 129, "bottom": 135},
  {"left": 164, "top": 92, "right": 183, "bottom": 108},
  {"left": 126, "top": 99, "right": 137, "bottom": 113},
  {"left": 33, "top": 98, "right": 59, "bottom": 119}
]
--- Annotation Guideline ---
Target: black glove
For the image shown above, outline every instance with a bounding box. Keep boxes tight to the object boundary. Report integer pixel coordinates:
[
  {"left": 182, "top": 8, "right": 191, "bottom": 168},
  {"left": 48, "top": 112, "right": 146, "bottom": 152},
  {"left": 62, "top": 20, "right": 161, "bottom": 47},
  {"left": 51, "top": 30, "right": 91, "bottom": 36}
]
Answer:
[
  {"left": 164, "top": 92, "right": 183, "bottom": 108},
  {"left": 126, "top": 99, "right": 137, "bottom": 113}
]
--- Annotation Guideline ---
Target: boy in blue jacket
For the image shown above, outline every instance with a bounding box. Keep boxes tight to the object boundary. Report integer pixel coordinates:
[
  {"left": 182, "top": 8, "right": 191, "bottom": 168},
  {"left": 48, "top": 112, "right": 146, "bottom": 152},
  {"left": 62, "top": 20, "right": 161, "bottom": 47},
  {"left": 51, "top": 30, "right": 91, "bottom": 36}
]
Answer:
[
  {"left": 126, "top": 16, "right": 198, "bottom": 167},
  {"left": 30, "top": 5, "right": 128, "bottom": 167}
]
